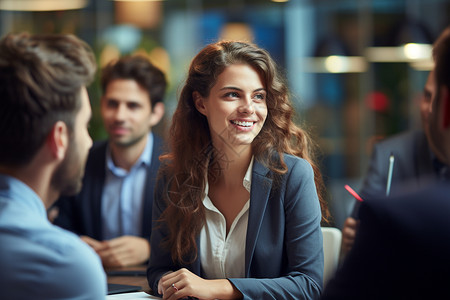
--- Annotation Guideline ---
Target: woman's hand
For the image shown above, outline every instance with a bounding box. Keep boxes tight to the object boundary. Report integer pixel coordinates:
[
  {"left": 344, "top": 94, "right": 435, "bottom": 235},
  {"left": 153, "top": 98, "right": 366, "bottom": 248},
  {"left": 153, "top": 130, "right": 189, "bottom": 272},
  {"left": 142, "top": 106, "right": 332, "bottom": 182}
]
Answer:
[{"left": 159, "top": 268, "right": 242, "bottom": 300}]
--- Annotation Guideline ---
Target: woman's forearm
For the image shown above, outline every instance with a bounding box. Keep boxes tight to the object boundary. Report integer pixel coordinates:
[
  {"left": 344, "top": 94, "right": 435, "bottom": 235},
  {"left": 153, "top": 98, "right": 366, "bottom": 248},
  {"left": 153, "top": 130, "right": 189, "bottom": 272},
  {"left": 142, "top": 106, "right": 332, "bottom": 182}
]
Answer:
[{"left": 209, "top": 279, "right": 243, "bottom": 299}]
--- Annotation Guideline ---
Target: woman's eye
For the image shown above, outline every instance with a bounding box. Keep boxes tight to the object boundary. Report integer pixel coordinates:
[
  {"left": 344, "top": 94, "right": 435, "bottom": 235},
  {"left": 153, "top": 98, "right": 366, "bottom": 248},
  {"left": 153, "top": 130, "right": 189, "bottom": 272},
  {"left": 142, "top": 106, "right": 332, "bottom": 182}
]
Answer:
[
  {"left": 225, "top": 92, "right": 239, "bottom": 98},
  {"left": 254, "top": 93, "right": 266, "bottom": 101}
]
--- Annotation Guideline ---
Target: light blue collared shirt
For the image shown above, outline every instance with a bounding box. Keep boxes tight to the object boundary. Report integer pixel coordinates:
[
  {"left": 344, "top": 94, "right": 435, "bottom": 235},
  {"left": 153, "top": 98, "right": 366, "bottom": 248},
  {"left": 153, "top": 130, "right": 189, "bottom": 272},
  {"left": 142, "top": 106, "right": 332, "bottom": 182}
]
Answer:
[
  {"left": 0, "top": 174, "right": 106, "bottom": 299},
  {"left": 101, "top": 133, "right": 153, "bottom": 240}
]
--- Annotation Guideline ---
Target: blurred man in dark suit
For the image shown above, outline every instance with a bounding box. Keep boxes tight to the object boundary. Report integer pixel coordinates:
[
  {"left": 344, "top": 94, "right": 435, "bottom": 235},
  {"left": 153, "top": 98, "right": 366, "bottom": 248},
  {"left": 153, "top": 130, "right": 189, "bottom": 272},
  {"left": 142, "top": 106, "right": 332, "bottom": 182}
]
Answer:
[
  {"left": 322, "top": 26, "right": 450, "bottom": 300},
  {"left": 341, "top": 53, "right": 448, "bottom": 259},
  {"left": 54, "top": 56, "right": 166, "bottom": 267}
]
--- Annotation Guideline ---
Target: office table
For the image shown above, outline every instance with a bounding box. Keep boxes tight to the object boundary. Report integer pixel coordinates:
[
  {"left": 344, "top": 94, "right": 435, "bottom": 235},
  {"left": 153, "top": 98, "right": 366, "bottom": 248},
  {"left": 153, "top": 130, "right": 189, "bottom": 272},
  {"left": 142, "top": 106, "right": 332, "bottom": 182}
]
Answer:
[{"left": 106, "top": 265, "right": 158, "bottom": 299}]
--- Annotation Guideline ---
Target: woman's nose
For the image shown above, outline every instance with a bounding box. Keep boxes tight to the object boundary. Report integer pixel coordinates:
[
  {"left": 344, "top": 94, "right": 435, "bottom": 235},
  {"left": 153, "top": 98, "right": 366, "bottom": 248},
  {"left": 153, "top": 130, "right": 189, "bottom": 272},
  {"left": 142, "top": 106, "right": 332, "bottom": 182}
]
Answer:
[{"left": 238, "top": 98, "right": 255, "bottom": 114}]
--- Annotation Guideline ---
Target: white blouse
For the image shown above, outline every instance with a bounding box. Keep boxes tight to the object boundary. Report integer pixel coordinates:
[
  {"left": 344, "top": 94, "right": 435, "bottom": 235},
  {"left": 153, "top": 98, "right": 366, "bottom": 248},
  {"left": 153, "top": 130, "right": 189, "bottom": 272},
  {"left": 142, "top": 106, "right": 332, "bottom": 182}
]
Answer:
[{"left": 199, "top": 157, "right": 254, "bottom": 279}]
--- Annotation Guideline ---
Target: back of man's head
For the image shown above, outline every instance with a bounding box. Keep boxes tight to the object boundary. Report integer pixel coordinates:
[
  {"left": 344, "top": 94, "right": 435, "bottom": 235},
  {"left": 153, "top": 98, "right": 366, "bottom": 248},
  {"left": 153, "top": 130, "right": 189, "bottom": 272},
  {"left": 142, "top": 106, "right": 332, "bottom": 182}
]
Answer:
[
  {"left": 100, "top": 55, "right": 167, "bottom": 108},
  {"left": 431, "top": 26, "right": 450, "bottom": 162},
  {"left": 0, "top": 33, "right": 96, "bottom": 167}
]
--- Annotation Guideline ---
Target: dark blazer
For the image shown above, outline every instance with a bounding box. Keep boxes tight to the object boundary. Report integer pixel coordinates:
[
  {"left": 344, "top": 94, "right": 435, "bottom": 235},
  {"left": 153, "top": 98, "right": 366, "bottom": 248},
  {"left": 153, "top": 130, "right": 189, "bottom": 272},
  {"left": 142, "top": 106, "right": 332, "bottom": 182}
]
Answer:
[
  {"left": 54, "top": 135, "right": 164, "bottom": 241},
  {"left": 147, "top": 155, "right": 324, "bottom": 300},
  {"left": 322, "top": 184, "right": 450, "bottom": 300},
  {"left": 351, "top": 130, "right": 437, "bottom": 218}
]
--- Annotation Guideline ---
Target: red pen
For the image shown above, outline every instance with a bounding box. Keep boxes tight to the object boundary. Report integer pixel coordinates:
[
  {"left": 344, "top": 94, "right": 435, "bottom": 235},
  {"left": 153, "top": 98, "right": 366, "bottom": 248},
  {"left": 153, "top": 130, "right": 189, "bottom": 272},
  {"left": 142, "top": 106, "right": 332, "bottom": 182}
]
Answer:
[{"left": 344, "top": 184, "right": 364, "bottom": 202}]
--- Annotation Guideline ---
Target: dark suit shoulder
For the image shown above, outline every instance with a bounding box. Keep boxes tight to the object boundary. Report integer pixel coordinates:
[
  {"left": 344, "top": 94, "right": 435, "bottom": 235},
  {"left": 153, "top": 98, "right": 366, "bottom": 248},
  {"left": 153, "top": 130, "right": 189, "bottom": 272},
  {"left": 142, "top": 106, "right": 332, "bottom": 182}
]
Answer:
[
  {"left": 83, "top": 140, "right": 108, "bottom": 176},
  {"left": 323, "top": 185, "right": 450, "bottom": 299},
  {"left": 86, "top": 140, "right": 108, "bottom": 161},
  {"left": 151, "top": 135, "right": 165, "bottom": 163},
  {"left": 152, "top": 134, "right": 164, "bottom": 148},
  {"left": 363, "top": 184, "right": 450, "bottom": 229},
  {"left": 373, "top": 130, "right": 425, "bottom": 153}
]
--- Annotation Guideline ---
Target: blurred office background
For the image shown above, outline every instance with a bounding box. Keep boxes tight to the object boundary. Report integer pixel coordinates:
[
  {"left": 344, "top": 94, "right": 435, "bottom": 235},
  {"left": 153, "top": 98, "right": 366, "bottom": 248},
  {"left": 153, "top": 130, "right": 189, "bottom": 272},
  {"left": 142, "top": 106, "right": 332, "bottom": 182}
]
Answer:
[{"left": 1, "top": 0, "right": 448, "bottom": 227}]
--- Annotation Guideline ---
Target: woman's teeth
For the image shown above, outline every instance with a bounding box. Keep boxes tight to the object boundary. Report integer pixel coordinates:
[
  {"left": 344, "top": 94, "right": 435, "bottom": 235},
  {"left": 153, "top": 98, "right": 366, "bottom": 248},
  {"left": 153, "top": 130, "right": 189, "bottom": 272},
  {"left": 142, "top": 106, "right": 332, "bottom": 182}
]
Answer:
[{"left": 231, "top": 120, "right": 253, "bottom": 127}]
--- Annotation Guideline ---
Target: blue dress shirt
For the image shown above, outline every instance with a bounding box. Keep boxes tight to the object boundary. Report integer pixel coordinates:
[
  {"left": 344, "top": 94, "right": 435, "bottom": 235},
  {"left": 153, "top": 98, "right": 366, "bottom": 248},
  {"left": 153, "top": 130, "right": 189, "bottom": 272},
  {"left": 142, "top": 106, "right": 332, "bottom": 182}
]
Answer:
[
  {"left": 0, "top": 174, "right": 107, "bottom": 299},
  {"left": 101, "top": 133, "right": 153, "bottom": 239}
]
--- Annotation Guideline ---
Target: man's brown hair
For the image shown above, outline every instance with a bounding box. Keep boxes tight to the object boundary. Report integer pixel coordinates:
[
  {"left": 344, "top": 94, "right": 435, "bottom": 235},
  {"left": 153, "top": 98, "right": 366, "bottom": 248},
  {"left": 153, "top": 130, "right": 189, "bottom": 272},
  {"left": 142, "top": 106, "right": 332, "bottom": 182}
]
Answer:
[{"left": 0, "top": 33, "right": 96, "bottom": 167}]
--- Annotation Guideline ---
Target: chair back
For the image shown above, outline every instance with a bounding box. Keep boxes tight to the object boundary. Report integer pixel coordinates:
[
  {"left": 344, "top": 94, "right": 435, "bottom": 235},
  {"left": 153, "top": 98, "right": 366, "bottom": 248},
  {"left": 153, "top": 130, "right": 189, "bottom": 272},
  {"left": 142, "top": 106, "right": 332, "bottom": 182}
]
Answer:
[{"left": 321, "top": 227, "right": 342, "bottom": 286}]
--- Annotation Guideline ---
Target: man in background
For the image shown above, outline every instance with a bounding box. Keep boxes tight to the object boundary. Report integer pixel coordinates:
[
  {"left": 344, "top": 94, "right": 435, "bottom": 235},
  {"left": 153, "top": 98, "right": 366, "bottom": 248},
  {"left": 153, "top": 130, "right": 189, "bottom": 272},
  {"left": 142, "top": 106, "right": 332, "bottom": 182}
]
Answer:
[
  {"left": 322, "top": 26, "right": 450, "bottom": 299},
  {"left": 54, "top": 55, "right": 166, "bottom": 267},
  {"left": 340, "top": 68, "right": 448, "bottom": 257},
  {"left": 0, "top": 33, "right": 106, "bottom": 299}
]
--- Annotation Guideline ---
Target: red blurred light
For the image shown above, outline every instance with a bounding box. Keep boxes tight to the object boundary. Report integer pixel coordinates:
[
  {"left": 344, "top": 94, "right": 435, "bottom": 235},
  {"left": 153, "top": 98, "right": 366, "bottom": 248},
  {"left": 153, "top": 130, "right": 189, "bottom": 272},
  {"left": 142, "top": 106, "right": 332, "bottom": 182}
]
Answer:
[{"left": 366, "top": 91, "right": 389, "bottom": 112}]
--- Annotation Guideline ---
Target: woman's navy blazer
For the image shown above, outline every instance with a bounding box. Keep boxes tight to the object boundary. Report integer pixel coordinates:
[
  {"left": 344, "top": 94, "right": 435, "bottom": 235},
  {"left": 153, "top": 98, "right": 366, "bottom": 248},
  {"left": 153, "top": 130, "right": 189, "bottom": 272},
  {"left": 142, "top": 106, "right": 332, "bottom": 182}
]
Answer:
[{"left": 147, "top": 154, "right": 324, "bottom": 300}]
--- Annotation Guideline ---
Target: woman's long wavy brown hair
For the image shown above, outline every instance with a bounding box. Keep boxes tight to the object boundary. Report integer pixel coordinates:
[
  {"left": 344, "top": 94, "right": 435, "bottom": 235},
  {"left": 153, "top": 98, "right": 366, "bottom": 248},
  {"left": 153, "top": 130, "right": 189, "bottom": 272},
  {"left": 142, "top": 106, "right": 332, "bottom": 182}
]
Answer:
[{"left": 159, "top": 41, "right": 330, "bottom": 264}]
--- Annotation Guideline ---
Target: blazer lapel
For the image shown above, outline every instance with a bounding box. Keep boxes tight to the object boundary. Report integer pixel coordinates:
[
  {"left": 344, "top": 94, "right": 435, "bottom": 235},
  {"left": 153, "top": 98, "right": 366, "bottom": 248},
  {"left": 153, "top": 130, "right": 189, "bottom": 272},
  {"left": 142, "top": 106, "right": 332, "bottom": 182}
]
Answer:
[
  {"left": 245, "top": 160, "right": 272, "bottom": 276},
  {"left": 90, "top": 142, "right": 108, "bottom": 239},
  {"left": 142, "top": 135, "right": 163, "bottom": 239}
]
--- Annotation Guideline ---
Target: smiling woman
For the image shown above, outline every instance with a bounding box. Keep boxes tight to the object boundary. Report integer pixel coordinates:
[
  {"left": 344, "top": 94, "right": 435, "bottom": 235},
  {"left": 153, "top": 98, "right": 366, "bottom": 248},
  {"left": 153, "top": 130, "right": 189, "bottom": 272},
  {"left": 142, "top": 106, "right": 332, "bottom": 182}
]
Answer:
[
  {"left": 193, "top": 63, "right": 268, "bottom": 152},
  {"left": 147, "top": 40, "right": 330, "bottom": 300}
]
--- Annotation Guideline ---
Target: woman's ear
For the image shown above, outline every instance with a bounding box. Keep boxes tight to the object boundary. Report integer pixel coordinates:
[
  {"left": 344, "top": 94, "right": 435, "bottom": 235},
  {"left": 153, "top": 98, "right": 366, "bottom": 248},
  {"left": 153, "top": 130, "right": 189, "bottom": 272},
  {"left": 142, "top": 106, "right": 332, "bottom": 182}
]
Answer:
[{"left": 193, "top": 91, "right": 207, "bottom": 116}]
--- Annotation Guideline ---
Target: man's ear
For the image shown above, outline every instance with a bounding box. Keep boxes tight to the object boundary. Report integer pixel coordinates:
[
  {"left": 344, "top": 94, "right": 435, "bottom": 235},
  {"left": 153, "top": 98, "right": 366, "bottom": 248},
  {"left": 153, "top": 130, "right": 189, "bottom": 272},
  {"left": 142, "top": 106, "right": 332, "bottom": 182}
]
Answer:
[
  {"left": 193, "top": 91, "right": 207, "bottom": 116},
  {"left": 149, "top": 102, "right": 165, "bottom": 127},
  {"left": 47, "top": 121, "right": 69, "bottom": 161},
  {"left": 437, "top": 86, "right": 450, "bottom": 130},
  {"left": 441, "top": 86, "right": 450, "bottom": 129}
]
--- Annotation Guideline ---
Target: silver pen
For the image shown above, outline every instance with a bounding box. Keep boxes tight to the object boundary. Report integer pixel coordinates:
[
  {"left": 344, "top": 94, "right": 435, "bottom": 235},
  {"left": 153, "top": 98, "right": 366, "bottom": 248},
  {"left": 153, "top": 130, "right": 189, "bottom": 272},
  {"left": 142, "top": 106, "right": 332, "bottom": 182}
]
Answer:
[{"left": 386, "top": 153, "right": 395, "bottom": 196}]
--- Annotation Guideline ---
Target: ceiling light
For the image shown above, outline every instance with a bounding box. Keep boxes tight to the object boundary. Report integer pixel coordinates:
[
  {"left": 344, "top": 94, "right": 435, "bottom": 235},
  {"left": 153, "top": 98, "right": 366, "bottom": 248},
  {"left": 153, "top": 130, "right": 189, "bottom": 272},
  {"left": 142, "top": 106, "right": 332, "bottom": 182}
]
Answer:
[
  {"left": 403, "top": 43, "right": 432, "bottom": 60},
  {"left": 113, "top": 0, "right": 163, "bottom": 2},
  {"left": 0, "top": 0, "right": 88, "bottom": 11},
  {"left": 303, "top": 56, "right": 367, "bottom": 73},
  {"left": 365, "top": 43, "right": 433, "bottom": 70}
]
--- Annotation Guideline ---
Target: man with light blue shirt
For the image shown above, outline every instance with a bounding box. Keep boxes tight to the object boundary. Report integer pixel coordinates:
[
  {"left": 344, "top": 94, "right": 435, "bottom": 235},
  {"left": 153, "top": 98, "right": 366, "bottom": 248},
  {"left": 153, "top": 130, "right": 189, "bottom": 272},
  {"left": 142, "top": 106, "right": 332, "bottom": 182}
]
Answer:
[
  {"left": 0, "top": 33, "right": 106, "bottom": 299},
  {"left": 54, "top": 55, "right": 166, "bottom": 267}
]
